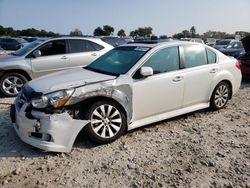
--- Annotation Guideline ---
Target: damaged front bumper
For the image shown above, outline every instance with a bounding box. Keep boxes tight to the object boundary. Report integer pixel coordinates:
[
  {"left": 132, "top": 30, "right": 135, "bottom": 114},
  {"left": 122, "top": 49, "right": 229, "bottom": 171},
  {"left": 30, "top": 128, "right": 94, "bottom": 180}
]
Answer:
[{"left": 11, "top": 98, "right": 89, "bottom": 153}]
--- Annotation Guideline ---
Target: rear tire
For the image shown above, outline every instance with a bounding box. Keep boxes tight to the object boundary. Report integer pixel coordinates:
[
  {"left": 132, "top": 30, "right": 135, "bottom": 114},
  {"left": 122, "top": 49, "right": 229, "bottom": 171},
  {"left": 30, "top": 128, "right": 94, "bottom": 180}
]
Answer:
[
  {"left": 0, "top": 73, "right": 28, "bottom": 97},
  {"left": 85, "top": 100, "right": 127, "bottom": 144},
  {"left": 210, "top": 81, "right": 231, "bottom": 110}
]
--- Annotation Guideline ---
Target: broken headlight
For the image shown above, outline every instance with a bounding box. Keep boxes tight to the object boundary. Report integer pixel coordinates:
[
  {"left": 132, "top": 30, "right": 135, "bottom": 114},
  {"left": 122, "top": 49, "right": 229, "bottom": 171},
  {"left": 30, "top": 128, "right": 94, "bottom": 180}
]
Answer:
[{"left": 31, "top": 89, "right": 75, "bottom": 109}]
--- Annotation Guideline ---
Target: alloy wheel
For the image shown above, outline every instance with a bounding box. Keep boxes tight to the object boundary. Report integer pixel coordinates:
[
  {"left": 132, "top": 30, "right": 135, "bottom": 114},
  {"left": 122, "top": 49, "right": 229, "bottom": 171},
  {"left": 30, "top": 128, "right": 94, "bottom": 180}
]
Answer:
[
  {"left": 90, "top": 104, "right": 122, "bottom": 139},
  {"left": 214, "top": 84, "right": 229, "bottom": 108},
  {"left": 2, "top": 76, "right": 25, "bottom": 96}
]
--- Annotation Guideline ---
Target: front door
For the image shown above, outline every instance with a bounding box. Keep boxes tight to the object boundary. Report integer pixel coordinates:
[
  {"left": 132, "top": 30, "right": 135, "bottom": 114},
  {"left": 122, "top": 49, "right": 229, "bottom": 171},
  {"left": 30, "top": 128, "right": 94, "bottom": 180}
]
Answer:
[
  {"left": 132, "top": 46, "right": 184, "bottom": 121},
  {"left": 30, "top": 39, "right": 69, "bottom": 78}
]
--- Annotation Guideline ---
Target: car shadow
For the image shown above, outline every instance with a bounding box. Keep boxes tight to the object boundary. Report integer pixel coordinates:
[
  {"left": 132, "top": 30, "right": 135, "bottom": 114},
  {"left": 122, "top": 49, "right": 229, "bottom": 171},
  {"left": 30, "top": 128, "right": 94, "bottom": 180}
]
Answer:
[{"left": 241, "top": 77, "right": 250, "bottom": 88}]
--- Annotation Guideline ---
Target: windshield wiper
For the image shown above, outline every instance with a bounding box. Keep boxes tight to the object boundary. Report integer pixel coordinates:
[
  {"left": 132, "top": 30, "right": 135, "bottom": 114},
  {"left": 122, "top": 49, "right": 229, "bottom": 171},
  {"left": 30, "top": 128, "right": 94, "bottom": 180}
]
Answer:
[
  {"left": 9, "top": 52, "right": 17, "bottom": 56},
  {"left": 84, "top": 66, "right": 119, "bottom": 76}
]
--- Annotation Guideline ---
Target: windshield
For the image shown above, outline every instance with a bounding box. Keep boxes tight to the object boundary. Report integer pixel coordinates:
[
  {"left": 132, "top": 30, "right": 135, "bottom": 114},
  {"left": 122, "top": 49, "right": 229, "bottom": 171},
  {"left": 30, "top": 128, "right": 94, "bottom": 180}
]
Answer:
[
  {"left": 226, "top": 41, "right": 243, "bottom": 49},
  {"left": 12, "top": 40, "right": 43, "bottom": 56},
  {"left": 86, "top": 46, "right": 150, "bottom": 76}
]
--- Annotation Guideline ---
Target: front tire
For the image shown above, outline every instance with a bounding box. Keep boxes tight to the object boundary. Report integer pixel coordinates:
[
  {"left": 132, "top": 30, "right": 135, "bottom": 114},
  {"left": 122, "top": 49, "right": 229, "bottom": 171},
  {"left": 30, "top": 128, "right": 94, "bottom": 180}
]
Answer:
[
  {"left": 0, "top": 73, "right": 28, "bottom": 97},
  {"left": 85, "top": 100, "right": 127, "bottom": 144},
  {"left": 210, "top": 81, "right": 231, "bottom": 110}
]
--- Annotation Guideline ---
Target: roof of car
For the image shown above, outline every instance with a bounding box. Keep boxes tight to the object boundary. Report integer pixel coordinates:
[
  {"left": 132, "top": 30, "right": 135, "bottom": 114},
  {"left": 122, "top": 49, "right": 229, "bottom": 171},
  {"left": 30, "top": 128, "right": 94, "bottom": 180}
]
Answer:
[
  {"left": 122, "top": 40, "right": 203, "bottom": 48},
  {"left": 48, "top": 36, "right": 105, "bottom": 42}
]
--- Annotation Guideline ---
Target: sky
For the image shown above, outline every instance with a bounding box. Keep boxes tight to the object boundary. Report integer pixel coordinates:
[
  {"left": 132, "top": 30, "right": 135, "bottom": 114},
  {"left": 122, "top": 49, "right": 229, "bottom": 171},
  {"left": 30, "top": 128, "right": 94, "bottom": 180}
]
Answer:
[{"left": 0, "top": 0, "right": 250, "bottom": 36}]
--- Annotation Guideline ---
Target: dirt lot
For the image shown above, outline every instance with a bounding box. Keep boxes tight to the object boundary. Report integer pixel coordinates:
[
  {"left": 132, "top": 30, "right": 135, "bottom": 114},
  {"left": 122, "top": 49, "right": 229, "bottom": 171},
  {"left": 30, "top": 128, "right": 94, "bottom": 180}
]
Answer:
[{"left": 0, "top": 80, "right": 249, "bottom": 188}]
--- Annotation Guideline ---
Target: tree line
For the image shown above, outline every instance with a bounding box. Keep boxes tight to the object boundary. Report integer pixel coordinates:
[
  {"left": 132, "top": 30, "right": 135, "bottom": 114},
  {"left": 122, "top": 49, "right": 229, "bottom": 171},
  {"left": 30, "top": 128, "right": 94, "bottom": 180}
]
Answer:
[
  {"left": 1, "top": 25, "right": 248, "bottom": 39},
  {"left": 0, "top": 25, "right": 59, "bottom": 37}
]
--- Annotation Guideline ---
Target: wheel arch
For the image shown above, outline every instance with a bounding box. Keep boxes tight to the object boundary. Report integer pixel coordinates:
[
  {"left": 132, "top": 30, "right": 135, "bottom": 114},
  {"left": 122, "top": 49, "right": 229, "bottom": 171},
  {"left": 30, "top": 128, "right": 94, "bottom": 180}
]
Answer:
[
  {"left": 0, "top": 69, "right": 32, "bottom": 81},
  {"left": 210, "top": 79, "right": 233, "bottom": 100}
]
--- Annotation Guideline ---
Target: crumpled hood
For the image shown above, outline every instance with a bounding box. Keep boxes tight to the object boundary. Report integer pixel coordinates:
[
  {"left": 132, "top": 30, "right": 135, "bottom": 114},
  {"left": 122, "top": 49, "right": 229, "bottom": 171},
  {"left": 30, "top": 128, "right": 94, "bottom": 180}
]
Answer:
[
  {"left": 241, "top": 35, "right": 250, "bottom": 52},
  {"left": 28, "top": 68, "right": 116, "bottom": 93}
]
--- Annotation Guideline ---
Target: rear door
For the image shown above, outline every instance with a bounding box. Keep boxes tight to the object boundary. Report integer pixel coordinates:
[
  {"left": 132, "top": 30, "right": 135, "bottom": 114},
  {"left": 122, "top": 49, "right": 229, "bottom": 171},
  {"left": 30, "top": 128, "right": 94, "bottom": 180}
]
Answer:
[
  {"left": 180, "top": 45, "right": 218, "bottom": 107},
  {"left": 67, "top": 39, "right": 104, "bottom": 67},
  {"left": 30, "top": 39, "right": 69, "bottom": 78}
]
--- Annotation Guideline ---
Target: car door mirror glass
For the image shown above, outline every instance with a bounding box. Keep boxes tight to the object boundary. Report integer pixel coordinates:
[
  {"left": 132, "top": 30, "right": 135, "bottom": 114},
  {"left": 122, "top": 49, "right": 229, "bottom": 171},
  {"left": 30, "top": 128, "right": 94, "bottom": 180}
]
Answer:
[
  {"left": 33, "top": 50, "right": 41, "bottom": 58},
  {"left": 140, "top": 66, "right": 153, "bottom": 77}
]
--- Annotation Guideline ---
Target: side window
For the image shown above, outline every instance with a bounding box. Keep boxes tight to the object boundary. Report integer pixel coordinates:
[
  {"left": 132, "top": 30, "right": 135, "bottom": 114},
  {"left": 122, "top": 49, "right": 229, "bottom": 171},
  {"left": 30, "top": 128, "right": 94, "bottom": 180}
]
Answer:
[
  {"left": 69, "top": 39, "right": 104, "bottom": 53},
  {"left": 89, "top": 41, "right": 104, "bottom": 51},
  {"left": 206, "top": 49, "right": 216, "bottom": 64},
  {"left": 39, "top": 40, "right": 66, "bottom": 56},
  {"left": 183, "top": 45, "right": 207, "bottom": 68},
  {"left": 84, "top": 40, "right": 102, "bottom": 51},
  {"left": 142, "top": 47, "right": 179, "bottom": 74},
  {"left": 69, "top": 39, "right": 84, "bottom": 53}
]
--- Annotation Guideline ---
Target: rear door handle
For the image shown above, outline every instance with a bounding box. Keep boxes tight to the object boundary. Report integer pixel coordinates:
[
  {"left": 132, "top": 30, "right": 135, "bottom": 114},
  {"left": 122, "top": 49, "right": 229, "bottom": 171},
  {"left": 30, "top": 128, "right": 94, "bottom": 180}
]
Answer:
[
  {"left": 61, "top": 56, "right": 68, "bottom": 60},
  {"left": 91, "top": 53, "right": 98, "bottom": 56},
  {"left": 172, "top": 76, "right": 184, "bottom": 82},
  {"left": 209, "top": 68, "right": 218, "bottom": 73}
]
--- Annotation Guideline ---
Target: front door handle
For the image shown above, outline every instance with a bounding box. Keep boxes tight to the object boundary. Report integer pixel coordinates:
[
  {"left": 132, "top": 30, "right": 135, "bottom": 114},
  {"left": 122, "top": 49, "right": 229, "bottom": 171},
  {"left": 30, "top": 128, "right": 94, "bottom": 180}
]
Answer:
[
  {"left": 91, "top": 53, "right": 98, "bottom": 56},
  {"left": 172, "top": 76, "right": 184, "bottom": 82},
  {"left": 209, "top": 68, "right": 218, "bottom": 73},
  {"left": 61, "top": 56, "right": 68, "bottom": 60}
]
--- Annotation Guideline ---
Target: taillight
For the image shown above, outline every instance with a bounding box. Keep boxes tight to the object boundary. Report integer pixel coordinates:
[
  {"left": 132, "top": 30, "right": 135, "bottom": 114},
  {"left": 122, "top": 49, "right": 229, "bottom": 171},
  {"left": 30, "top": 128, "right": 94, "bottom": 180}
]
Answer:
[{"left": 235, "top": 61, "right": 241, "bottom": 70}]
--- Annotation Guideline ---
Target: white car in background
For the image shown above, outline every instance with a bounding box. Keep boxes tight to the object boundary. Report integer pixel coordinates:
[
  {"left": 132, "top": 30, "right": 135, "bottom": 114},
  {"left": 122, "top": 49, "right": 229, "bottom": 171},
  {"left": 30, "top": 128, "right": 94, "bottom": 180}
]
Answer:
[{"left": 11, "top": 41, "right": 242, "bottom": 152}]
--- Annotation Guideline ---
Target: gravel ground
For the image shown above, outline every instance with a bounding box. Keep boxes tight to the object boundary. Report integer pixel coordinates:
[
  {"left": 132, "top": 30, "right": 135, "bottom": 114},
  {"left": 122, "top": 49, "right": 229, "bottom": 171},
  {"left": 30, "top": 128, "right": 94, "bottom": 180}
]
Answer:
[{"left": 0, "top": 80, "right": 249, "bottom": 188}]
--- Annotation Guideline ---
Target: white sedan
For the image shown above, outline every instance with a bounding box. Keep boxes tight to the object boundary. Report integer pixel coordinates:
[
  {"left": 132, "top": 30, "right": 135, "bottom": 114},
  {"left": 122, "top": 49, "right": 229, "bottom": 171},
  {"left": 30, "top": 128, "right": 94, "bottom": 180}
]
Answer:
[{"left": 11, "top": 41, "right": 242, "bottom": 152}]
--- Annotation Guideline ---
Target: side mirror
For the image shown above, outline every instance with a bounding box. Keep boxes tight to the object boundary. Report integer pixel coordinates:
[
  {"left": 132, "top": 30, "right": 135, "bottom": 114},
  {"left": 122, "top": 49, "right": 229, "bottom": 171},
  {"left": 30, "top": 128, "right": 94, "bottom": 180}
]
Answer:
[
  {"left": 33, "top": 50, "right": 41, "bottom": 58},
  {"left": 140, "top": 66, "right": 153, "bottom": 77}
]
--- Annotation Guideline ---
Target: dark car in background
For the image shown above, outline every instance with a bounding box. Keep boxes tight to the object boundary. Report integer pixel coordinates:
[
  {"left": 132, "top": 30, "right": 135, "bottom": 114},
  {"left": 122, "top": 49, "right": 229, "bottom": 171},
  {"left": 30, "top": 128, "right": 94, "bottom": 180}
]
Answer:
[
  {"left": 238, "top": 35, "right": 250, "bottom": 77},
  {"left": 212, "top": 39, "right": 236, "bottom": 50},
  {"left": 219, "top": 40, "right": 245, "bottom": 58},
  {"left": 0, "top": 46, "right": 7, "bottom": 56},
  {"left": 21, "top": 36, "right": 39, "bottom": 42},
  {"left": 0, "top": 37, "right": 28, "bottom": 50}
]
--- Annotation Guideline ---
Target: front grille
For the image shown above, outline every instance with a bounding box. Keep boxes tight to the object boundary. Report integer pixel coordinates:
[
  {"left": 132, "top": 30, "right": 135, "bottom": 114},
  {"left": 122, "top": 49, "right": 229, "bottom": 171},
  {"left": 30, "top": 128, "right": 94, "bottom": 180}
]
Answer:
[
  {"left": 20, "top": 90, "right": 27, "bottom": 103},
  {"left": 16, "top": 90, "right": 27, "bottom": 111},
  {"left": 16, "top": 85, "right": 43, "bottom": 112},
  {"left": 22, "top": 84, "right": 43, "bottom": 101}
]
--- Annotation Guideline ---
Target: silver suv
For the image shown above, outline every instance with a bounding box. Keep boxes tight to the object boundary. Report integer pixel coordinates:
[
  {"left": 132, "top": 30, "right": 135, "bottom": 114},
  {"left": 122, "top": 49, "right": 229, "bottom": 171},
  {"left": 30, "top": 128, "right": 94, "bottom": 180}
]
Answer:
[{"left": 0, "top": 37, "right": 113, "bottom": 97}]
